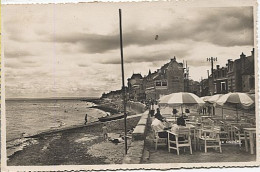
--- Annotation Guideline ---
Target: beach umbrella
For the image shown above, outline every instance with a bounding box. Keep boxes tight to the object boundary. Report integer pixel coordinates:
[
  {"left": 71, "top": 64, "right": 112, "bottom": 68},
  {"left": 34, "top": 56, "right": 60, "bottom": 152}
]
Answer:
[
  {"left": 216, "top": 92, "right": 254, "bottom": 122},
  {"left": 200, "top": 96, "right": 211, "bottom": 102},
  {"left": 159, "top": 92, "right": 205, "bottom": 116},
  {"left": 206, "top": 94, "right": 223, "bottom": 117},
  {"left": 207, "top": 94, "right": 223, "bottom": 104}
]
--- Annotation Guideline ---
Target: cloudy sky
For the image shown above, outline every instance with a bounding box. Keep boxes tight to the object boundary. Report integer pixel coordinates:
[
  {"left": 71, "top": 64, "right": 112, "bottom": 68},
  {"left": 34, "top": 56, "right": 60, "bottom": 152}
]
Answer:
[{"left": 3, "top": 2, "right": 254, "bottom": 98}]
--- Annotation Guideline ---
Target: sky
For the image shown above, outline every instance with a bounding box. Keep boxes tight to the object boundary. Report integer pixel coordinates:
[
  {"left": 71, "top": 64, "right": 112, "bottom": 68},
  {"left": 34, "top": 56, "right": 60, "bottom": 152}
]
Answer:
[{"left": 3, "top": 2, "right": 255, "bottom": 98}]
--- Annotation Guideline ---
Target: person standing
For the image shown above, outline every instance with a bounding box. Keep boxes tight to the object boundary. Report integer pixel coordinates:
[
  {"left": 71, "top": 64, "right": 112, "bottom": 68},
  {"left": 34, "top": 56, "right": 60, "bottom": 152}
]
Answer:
[
  {"left": 150, "top": 100, "right": 155, "bottom": 117},
  {"left": 84, "top": 114, "right": 88, "bottom": 125},
  {"left": 102, "top": 124, "right": 108, "bottom": 141}
]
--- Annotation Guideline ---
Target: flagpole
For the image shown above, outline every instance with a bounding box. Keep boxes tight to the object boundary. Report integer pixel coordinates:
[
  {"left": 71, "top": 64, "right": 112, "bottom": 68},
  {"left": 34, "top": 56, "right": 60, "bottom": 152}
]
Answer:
[{"left": 119, "top": 9, "right": 128, "bottom": 154}]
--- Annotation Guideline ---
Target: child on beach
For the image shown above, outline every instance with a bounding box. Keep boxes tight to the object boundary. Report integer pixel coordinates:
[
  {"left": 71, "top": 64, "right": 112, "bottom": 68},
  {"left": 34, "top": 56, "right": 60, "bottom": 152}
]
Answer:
[{"left": 102, "top": 124, "right": 108, "bottom": 141}]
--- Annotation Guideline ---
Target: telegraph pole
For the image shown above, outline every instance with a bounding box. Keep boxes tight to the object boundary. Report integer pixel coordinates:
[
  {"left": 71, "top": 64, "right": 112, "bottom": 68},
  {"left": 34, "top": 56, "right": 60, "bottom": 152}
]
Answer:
[
  {"left": 207, "top": 57, "right": 217, "bottom": 115},
  {"left": 207, "top": 57, "right": 217, "bottom": 77},
  {"left": 119, "top": 9, "right": 127, "bottom": 154},
  {"left": 207, "top": 57, "right": 217, "bottom": 94}
]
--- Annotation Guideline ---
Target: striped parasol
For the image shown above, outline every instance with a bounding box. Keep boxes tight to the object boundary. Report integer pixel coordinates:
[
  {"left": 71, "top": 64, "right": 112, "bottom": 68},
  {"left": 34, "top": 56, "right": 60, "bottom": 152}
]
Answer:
[
  {"left": 200, "top": 96, "right": 211, "bottom": 102},
  {"left": 159, "top": 92, "right": 205, "bottom": 106},
  {"left": 216, "top": 92, "right": 254, "bottom": 107},
  {"left": 216, "top": 92, "right": 254, "bottom": 122},
  {"left": 159, "top": 92, "right": 205, "bottom": 116},
  {"left": 207, "top": 94, "right": 223, "bottom": 104}
]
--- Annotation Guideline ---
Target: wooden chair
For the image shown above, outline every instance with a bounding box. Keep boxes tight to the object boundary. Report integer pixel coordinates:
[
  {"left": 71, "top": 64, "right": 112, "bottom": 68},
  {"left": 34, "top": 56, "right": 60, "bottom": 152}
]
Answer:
[
  {"left": 198, "top": 128, "right": 222, "bottom": 153},
  {"left": 167, "top": 128, "right": 192, "bottom": 155},
  {"left": 234, "top": 123, "right": 252, "bottom": 147},
  {"left": 215, "top": 125, "right": 229, "bottom": 142},
  {"left": 152, "top": 126, "right": 167, "bottom": 150}
]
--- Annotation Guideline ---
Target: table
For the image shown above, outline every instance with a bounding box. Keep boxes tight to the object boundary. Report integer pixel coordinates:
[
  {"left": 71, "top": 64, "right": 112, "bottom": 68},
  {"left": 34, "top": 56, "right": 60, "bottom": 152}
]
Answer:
[
  {"left": 200, "top": 116, "right": 211, "bottom": 122},
  {"left": 244, "top": 128, "right": 256, "bottom": 154},
  {"left": 225, "top": 122, "right": 250, "bottom": 141}
]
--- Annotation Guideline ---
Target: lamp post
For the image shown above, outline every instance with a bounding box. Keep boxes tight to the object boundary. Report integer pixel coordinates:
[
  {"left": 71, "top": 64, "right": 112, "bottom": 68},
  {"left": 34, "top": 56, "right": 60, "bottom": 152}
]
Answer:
[{"left": 119, "top": 9, "right": 127, "bottom": 154}]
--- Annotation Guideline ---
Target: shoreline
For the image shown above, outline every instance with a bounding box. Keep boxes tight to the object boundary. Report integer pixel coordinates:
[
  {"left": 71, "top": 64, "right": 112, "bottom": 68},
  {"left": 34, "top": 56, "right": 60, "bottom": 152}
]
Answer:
[{"left": 7, "top": 98, "right": 143, "bottom": 165}]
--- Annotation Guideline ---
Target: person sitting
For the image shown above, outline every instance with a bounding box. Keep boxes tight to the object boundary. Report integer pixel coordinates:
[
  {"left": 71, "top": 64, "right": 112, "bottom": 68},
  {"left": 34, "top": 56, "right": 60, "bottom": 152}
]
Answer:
[
  {"left": 155, "top": 108, "right": 164, "bottom": 121},
  {"left": 177, "top": 116, "right": 186, "bottom": 126},
  {"left": 169, "top": 123, "right": 186, "bottom": 142},
  {"left": 172, "top": 109, "right": 178, "bottom": 119},
  {"left": 184, "top": 109, "right": 190, "bottom": 119},
  {"left": 151, "top": 118, "right": 171, "bottom": 138}
]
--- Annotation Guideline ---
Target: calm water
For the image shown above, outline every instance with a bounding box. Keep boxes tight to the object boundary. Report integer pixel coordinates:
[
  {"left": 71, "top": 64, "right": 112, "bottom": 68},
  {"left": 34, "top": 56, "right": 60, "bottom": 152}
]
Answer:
[{"left": 6, "top": 99, "right": 106, "bottom": 157}]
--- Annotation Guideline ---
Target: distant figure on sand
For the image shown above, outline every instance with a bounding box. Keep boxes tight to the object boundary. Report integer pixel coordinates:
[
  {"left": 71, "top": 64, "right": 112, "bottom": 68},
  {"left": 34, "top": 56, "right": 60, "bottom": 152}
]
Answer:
[
  {"left": 84, "top": 114, "right": 88, "bottom": 125},
  {"left": 102, "top": 124, "right": 108, "bottom": 141}
]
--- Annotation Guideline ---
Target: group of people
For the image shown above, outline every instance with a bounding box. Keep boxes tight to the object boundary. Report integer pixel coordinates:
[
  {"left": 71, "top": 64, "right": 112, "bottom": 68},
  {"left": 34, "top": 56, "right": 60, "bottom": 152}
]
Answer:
[{"left": 151, "top": 107, "right": 187, "bottom": 139}]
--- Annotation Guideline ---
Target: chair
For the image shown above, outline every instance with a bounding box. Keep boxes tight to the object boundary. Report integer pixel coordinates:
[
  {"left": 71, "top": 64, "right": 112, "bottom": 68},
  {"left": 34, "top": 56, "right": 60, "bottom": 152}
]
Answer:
[
  {"left": 198, "top": 128, "right": 222, "bottom": 153},
  {"left": 152, "top": 125, "right": 167, "bottom": 150},
  {"left": 216, "top": 125, "right": 229, "bottom": 142},
  {"left": 168, "top": 128, "right": 192, "bottom": 155},
  {"left": 234, "top": 123, "right": 252, "bottom": 147}
]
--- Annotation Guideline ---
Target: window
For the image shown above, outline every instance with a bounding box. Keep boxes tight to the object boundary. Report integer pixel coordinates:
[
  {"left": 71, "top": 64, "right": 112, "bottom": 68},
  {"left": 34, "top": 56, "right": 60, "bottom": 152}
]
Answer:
[
  {"left": 214, "top": 83, "right": 217, "bottom": 93},
  {"left": 162, "top": 81, "right": 167, "bottom": 86},
  {"left": 221, "top": 82, "right": 226, "bottom": 91},
  {"left": 155, "top": 81, "right": 161, "bottom": 86}
]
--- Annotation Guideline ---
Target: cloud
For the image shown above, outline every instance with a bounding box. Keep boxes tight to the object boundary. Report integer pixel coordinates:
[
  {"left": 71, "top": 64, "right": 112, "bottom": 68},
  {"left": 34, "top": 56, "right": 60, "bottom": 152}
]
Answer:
[
  {"left": 4, "top": 49, "right": 34, "bottom": 58},
  {"left": 47, "top": 7, "right": 253, "bottom": 55},
  {"left": 78, "top": 64, "right": 89, "bottom": 67},
  {"left": 3, "top": 4, "right": 254, "bottom": 98},
  {"left": 100, "top": 49, "right": 190, "bottom": 64}
]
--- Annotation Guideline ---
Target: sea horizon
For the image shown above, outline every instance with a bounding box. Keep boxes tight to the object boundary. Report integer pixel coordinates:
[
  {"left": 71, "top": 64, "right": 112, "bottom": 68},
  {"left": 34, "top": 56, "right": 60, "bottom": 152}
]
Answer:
[{"left": 5, "top": 96, "right": 100, "bottom": 101}]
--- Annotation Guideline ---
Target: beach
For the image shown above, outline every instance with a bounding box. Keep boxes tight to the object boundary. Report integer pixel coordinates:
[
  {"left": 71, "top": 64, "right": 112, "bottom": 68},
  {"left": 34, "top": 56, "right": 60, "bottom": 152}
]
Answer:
[{"left": 6, "top": 98, "right": 143, "bottom": 165}]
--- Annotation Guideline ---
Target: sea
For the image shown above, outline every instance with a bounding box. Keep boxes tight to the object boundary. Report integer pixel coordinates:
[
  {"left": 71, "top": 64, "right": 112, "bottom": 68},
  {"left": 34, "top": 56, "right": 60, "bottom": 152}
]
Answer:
[{"left": 5, "top": 98, "right": 106, "bottom": 158}]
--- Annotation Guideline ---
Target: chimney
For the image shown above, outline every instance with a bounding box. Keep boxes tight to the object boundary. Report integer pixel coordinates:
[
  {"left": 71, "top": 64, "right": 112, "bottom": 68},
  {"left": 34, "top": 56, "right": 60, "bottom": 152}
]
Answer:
[
  {"left": 240, "top": 52, "right": 246, "bottom": 58},
  {"left": 251, "top": 48, "right": 255, "bottom": 57},
  {"left": 171, "top": 56, "right": 176, "bottom": 62}
]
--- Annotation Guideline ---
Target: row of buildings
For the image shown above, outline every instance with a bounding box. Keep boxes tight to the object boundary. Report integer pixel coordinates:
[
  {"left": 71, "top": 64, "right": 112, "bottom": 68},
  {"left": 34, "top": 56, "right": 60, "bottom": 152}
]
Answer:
[
  {"left": 201, "top": 48, "right": 255, "bottom": 96},
  {"left": 102, "top": 48, "right": 255, "bottom": 102}
]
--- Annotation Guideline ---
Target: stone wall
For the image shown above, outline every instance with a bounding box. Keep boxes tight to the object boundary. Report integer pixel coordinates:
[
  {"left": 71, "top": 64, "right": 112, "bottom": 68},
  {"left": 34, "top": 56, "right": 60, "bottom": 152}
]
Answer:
[{"left": 123, "top": 111, "right": 150, "bottom": 164}]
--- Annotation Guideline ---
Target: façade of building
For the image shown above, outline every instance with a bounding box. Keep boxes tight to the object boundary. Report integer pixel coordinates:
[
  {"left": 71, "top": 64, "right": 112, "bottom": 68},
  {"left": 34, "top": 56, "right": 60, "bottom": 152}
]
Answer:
[
  {"left": 127, "top": 73, "right": 145, "bottom": 101},
  {"left": 227, "top": 49, "right": 255, "bottom": 93},
  {"left": 127, "top": 57, "right": 199, "bottom": 101},
  {"left": 201, "top": 48, "right": 255, "bottom": 96}
]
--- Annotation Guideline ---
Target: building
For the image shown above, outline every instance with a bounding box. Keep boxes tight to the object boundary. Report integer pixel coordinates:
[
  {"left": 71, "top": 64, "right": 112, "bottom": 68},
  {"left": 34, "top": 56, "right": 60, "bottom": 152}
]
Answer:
[
  {"left": 127, "top": 73, "right": 145, "bottom": 101},
  {"left": 213, "top": 65, "right": 228, "bottom": 94},
  {"left": 203, "top": 48, "right": 255, "bottom": 95},
  {"left": 142, "top": 57, "right": 185, "bottom": 100},
  {"left": 227, "top": 49, "right": 255, "bottom": 93}
]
